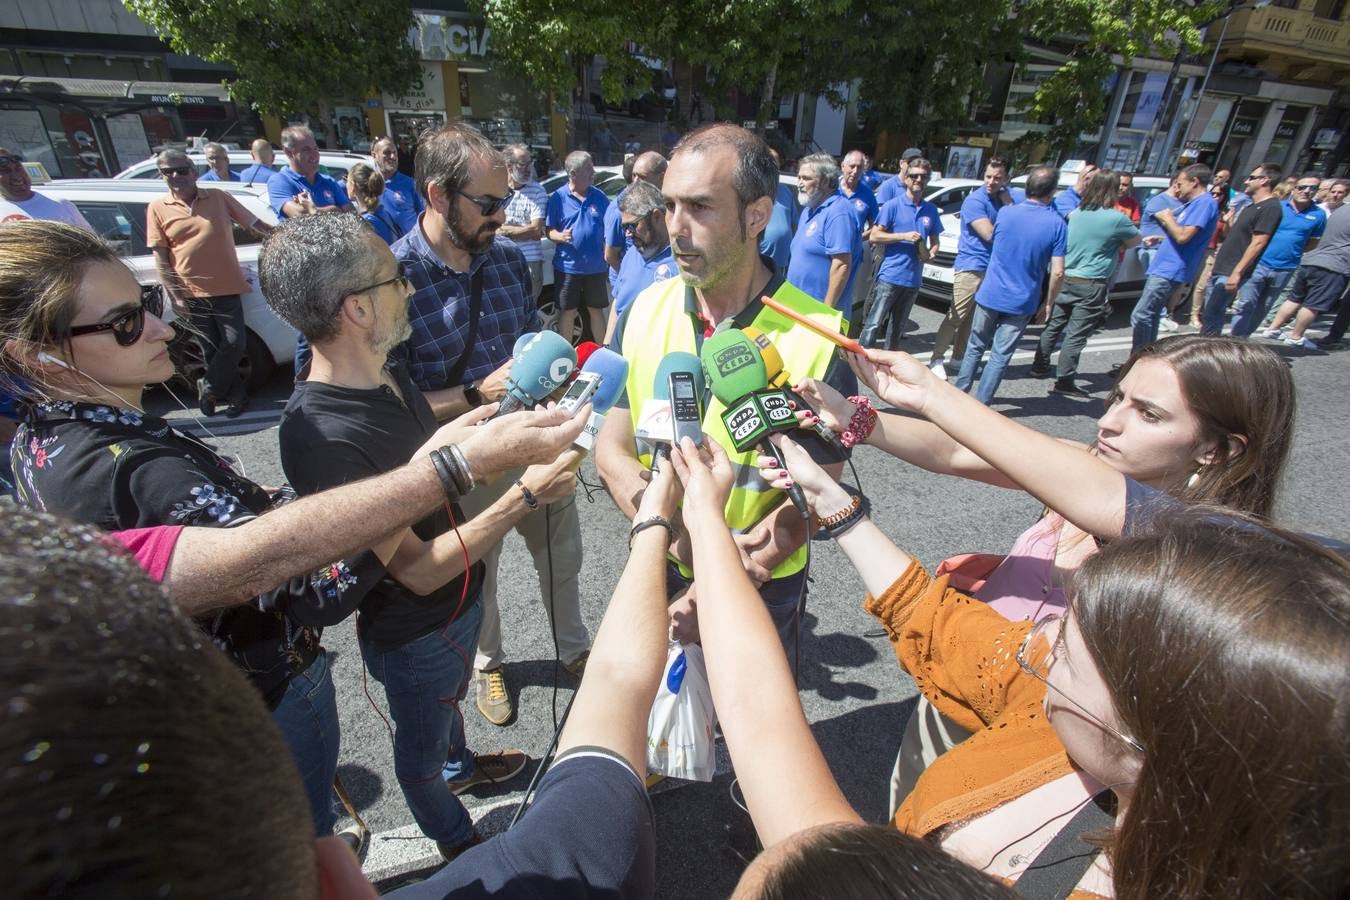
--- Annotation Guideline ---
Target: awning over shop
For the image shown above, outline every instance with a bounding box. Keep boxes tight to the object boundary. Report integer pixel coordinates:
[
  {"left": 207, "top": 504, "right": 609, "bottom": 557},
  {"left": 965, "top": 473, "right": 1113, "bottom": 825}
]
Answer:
[{"left": 0, "top": 76, "right": 230, "bottom": 105}]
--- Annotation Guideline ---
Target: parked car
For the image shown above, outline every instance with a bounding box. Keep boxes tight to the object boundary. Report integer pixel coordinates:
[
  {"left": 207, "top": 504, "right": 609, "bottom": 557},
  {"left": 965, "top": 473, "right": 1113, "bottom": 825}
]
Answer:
[
  {"left": 113, "top": 149, "right": 370, "bottom": 197},
  {"left": 36, "top": 179, "right": 293, "bottom": 390}
]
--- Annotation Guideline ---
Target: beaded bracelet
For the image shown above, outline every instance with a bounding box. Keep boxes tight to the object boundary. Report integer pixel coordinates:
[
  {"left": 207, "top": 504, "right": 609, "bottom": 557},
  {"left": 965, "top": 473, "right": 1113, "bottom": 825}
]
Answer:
[
  {"left": 514, "top": 478, "right": 539, "bottom": 510},
  {"left": 429, "top": 449, "right": 460, "bottom": 501},
  {"left": 840, "top": 396, "right": 878, "bottom": 449}
]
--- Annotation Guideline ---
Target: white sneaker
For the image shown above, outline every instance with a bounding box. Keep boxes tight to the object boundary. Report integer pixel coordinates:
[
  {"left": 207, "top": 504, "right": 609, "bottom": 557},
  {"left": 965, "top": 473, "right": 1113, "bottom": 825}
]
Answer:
[
  {"left": 929, "top": 359, "right": 948, "bottom": 381},
  {"left": 1261, "top": 328, "right": 1284, "bottom": 340},
  {"left": 1158, "top": 318, "right": 1179, "bottom": 332},
  {"left": 1285, "top": 334, "right": 1319, "bottom": 350}
]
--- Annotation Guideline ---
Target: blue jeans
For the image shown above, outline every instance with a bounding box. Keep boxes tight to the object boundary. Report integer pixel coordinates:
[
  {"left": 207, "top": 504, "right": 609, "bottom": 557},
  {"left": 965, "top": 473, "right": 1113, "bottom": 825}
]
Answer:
[
  {"left": 954, "top": 304, "right": 1032, "bottom": 405},
  {"left": 1199, "top": 274, "right": 1241, "bottom": 336},
  {"left": 271, "top": 649, "right": 341, "bottom": 836},
  {"left": 359, "top": 599, "right": 484, "bottom": 846},
  {"left": 859, "top": 281, "right": 920, "bottom": 351},
  {"left": 1231, "top": 264, "right": 1295, "bottom": 337},
  {"left": 1129, "top": 274, "right": 1183, "bottom": 353}
]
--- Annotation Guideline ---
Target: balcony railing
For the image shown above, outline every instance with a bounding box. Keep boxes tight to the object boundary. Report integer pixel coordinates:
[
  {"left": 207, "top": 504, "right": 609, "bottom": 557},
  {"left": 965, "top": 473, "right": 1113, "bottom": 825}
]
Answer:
[{"left": 1223, "top": 4, "right": 1350, "bottom": 64}]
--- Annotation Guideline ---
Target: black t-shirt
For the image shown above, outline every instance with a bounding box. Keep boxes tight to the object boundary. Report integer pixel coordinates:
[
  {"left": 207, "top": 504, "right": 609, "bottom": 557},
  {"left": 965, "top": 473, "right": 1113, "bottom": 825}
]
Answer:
[
  {"left": 8, "top": 400, "right": 377, "bottom": 707},
  {"left": 386, "top": 750, "right": 656, "bottom": 899},
  {"left": 1213, "top": 196, "right": 1282, "bottom": 277},
  {"left": 278, "top": 362, "right": 484, "bottom": 649}
]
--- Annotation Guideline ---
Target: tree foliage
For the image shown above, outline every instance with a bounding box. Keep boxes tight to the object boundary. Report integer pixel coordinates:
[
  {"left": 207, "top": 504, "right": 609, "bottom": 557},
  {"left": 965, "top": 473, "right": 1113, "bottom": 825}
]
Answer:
[{"left": 123, "top": 0, "right": 422, "bottom": 115}]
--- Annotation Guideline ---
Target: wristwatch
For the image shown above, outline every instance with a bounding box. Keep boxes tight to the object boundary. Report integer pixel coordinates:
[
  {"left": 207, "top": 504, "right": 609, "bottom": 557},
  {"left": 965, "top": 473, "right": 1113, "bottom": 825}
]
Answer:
[{"left": 463, "top": 382, "right": 484, "bottom": 408}]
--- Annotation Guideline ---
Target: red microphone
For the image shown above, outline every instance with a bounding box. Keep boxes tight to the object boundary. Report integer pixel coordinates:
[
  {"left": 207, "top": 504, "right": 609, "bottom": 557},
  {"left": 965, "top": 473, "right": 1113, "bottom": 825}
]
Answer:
[{"left": 570, "top": 341, "right": 601, "bottom": 382}]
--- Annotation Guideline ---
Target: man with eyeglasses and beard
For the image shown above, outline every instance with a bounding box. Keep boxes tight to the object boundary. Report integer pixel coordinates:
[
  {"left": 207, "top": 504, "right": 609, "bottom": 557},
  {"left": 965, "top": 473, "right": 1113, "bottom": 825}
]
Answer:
[
  {"left": 147, "top": 148, "right": 273, "bottom": 418},
  {"left": 266, "top": 213, "right": 576, "bottom": 861},
  {"left": 392, "top": 123, "right": 593, "bottom": 729},
  {"left": 0, "top": 145, "right": 92, "bottom": 230},
  {"left": 1229, "top": 172, "right": 1325, "bottom": 338}
]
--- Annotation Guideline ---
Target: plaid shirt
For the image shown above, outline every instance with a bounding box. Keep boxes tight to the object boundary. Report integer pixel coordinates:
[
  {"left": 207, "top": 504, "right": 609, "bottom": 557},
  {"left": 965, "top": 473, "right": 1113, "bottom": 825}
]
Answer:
[{"left": 392, "top": 226, "right": 542, "bottom": 391}]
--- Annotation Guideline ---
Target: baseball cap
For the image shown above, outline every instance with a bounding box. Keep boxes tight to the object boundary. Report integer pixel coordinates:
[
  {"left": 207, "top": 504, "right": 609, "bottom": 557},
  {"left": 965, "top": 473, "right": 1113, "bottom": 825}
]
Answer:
[{"left": 901, "top": 147, "right": 924, "bottom": 161}]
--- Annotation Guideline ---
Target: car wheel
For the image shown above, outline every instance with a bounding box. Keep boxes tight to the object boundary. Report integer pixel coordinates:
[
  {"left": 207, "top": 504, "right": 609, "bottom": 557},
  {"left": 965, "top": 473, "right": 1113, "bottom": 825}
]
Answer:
[
  {"left": 165, "top": 324, "right": 275, "bottom": 393},
  {"left": 535, "top": 286, "right": 583, "bottom": 344}
]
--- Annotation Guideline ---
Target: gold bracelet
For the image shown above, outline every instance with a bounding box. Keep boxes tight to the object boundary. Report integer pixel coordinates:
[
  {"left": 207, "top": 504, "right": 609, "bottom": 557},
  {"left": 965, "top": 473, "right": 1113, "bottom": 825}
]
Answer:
[{"left": 814, "top": 495, "right": 862, "bottom": 530}]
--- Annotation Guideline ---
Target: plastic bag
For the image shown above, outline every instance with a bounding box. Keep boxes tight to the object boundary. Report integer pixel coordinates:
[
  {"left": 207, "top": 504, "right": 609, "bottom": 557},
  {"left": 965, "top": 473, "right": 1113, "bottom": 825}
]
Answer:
[{"left": 646, "top": 641, "right": 718, "bottom": 781}]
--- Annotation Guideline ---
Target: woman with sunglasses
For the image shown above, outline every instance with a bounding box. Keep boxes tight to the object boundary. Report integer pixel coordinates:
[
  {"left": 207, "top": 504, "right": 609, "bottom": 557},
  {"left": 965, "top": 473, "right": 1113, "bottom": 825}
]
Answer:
[
  {"left": 0, "top": 219, "right": 381, "bottom": 839},
  {"left": 749, "top": 430, "right": 1349, "bottom": 898}
]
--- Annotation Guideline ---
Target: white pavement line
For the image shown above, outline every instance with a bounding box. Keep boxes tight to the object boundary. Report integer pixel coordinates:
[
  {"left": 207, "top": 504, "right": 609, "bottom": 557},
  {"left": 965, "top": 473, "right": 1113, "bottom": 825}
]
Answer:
[{"left": 364, "top": 742, "right": 734, "bottom": 887}]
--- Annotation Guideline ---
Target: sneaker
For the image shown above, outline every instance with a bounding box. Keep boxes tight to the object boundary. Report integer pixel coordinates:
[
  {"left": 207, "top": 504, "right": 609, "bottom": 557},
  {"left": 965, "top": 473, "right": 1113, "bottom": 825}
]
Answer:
[
  {"left": 336, "top": 823, "right": 370, "bottom": 864},
  {"left": 1285, "top": 334, "right": 1320, "bottom": 350},
  {"left": 196, "top": 377, "right": 216, "bottom": 417},
  {"left": 562, "top": 649, "right": 589, "bottom": 678},
  {"left": 1028, "top": 359, "right": 1052, "bottom": 377},
  {"left": 1318, "top": 337, "right": 1344, "bottom": 350},
  {"left": 929, "top": 359, "right": 948, "bottom": 381},
  {"left": 1051, "top": 378, "right": 1090, "bottom": 398},
  {"left": 447, "top": 749, "right": 529, "bottom": 795},
  {"left": 222, "top": 386, "right": 249, "bottom": 419},
  {"left": 1108, "top": 363, "right": 1124, "bottom": 378},
  {"left": 1261, "top": 328, "right": 1285, "bottom": 340},
  {"left": 474, "top": 667, "right": 513, "bottom": 726},
  {"left": 437, "top": 830, "right": 484, "bottom": 863},
  {"left": 1158, "top": 317, "right": 1179, "bottom": 332}
]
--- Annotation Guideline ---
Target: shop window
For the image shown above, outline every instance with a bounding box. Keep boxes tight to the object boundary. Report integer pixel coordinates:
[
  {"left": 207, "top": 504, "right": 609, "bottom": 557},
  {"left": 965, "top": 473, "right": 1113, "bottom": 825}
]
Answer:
[{"left": 1313, "top": 0, "right": 1347, "bottom": 18}]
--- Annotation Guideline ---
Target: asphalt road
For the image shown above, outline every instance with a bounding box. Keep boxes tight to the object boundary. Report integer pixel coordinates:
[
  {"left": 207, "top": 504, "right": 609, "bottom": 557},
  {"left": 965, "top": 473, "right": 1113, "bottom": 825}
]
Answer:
[{"left": 151, "top": 298, "right": 1350, "bottom": 896}]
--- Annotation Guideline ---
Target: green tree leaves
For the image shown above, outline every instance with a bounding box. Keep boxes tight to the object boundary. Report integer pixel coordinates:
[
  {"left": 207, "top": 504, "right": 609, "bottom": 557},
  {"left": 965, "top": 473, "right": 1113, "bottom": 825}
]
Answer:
[{"left": 123, "top": 0, "right": 422, "bottom": 115}]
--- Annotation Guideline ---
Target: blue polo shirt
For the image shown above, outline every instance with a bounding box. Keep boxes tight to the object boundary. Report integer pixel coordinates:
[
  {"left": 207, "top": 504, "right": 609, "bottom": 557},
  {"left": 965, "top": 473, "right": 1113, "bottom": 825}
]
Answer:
[
  {"left": 975, "top": 200, "right": 1067, "bottom": 316},
  {"left": 199, "top": 169, "right": 240, "bottom": 183},
  {"left": 602, "top": 198, "right": 630, "bottom": 290},
  {"left": 955, "top": 186, "right": 1021, "bottom": 272},
  {"left": 237, "top": 162, "right": 276, "bottom": 186},
  {"left": 268, "top": 167, "right": 350, "bottom": 219},
  {"left": 760, "top": 182, "right": 798, "bottom": 271},
  {"left": 1052, "top": 187, "right": 1081, "bottom": 219},
  {"left": 613, "top": 245, "right": 676, "bottom": 319},
  {"left": 787, "top": 193, "right": 862, "bottom": 307},
  {"left": 876, "top": 175, "right": 901, "bottom": 205},
  {"left": 380, "top": 170, "right": 423, "bottom": 235},
  {"left": 875, "top": 194, "right": 943, "bottom": 289},
  {"left": 1139, "top": 191, "right": 1181, "bottom": 240},
  {"left": 545, "top": 185, "right": 609, "bottom": 275},
  {"left": 1260, "top": 200, "right": 1327, "bottom": 270},
  {"left": 1147, "top": 191, "right": 1220, "bottom": 283},
  {"left": 862, "top": 169, "right": 885, "bottom": 191},
  {"left": 839, "top": 183, "right": 879, "bottom": 230}
]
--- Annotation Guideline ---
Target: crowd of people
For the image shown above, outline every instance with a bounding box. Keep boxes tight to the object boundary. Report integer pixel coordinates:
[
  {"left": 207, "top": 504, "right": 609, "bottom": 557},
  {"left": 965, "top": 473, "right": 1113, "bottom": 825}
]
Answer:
[{"left": 1, "top": 120, "right": 1347, "bottom": 900}]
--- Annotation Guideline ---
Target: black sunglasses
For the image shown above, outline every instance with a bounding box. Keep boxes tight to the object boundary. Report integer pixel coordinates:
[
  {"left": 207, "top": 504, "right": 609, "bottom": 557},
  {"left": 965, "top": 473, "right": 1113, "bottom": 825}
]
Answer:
[
  {"left": 350, "top": 261, "right": 411, "bottom": 297},
  {"left": 1295, "top": 184, "right": 1319, "bottom": 192},
  {"left": 0, "top": 154, "right": 24, "bottom": 170},
  {"left": 68, "top": 284, "right": 165, "bottom": 347},
  {"left": 621, "top": 211, "right": 656, "bottom": 237},
  {"left": 457, "top": 189, "right": 514, "bottom": 216},
  {"left": 159, "top": 166, "right": 193, "bottom": 177}
]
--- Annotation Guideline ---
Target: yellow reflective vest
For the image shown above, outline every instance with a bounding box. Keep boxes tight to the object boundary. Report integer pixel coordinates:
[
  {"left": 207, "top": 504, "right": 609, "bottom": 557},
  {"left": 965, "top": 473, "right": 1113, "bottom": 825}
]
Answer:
[{"left": 619, "top": 275, "right": 843, "bottom": 581}]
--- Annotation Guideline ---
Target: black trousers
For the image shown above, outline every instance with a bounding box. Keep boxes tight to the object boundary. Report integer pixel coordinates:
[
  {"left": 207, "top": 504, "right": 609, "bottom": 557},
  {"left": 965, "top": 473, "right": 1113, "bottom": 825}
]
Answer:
[{"left": 186, "top": 293, "right": 245, "bottom": 399}]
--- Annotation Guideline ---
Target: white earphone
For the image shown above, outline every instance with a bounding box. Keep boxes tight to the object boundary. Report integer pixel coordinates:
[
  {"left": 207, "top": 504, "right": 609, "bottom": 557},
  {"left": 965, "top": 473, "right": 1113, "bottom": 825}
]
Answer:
[{"left": 36, "top": 351, "right": 73, "bottom": 370}]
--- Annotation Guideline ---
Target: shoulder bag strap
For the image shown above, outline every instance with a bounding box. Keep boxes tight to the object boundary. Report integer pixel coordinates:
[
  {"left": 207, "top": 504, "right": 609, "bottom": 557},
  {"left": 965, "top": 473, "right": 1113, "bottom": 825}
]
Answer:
[
  {"left": 1013, "top": 791, "right": 1115, "bottom": 899},
  {"left": 444, "top": 264, "right": 486, "bottom": 388}
]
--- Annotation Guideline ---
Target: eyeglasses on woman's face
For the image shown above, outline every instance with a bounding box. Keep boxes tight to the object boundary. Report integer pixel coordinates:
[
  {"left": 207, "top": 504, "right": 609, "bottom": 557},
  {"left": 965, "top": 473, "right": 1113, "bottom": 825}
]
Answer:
[
  {"left": 67, "top": 284, "right": 165, "bottom": 347},
  {"left": 1016, "top": 614, "right": 1145, "bottom": 754}
]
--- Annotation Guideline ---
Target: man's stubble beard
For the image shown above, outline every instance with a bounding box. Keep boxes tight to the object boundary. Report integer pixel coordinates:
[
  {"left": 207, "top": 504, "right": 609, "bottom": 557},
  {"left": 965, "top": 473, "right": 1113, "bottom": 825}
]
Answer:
[{"left": 444, "top": 204, "right": 497, "bottom": 255}]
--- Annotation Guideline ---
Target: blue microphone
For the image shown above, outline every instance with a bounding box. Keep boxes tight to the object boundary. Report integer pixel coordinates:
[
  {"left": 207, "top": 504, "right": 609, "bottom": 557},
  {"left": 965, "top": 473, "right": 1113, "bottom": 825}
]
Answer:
[
  {"left": 512, "top": 332, "right": 537, "bottom": 359},
  {"left": 490, "top": 331, "right": 577, "bottom": 419},
  {"left": 569, "top": 347, "right": 630, "bottom": 453}
]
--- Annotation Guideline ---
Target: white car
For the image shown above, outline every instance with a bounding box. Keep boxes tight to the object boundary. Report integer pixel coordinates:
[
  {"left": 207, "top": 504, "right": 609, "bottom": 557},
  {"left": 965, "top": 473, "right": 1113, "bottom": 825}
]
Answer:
[
  {"left": 917, "top": 172, "right": 1171, "bottom": 304},
  {"left": 532, "top": 166, "right": 626, "bottom": 335},
  {"left": 35, "top": 179, "right": 293, "bottom": 390},
  {"left": 114, "top": 149, "right": 371, "bottom": 197}
]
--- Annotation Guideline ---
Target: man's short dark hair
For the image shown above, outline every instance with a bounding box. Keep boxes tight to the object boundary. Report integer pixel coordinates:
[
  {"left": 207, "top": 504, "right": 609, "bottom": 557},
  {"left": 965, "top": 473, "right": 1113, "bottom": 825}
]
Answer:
[
  {"left": 986, "top": 155, "right": 1011, "bottom": 174},
  {"left": 671, "top": 124, "right": 777, "bottom": 239},
  {"left": 413, "top": 122, "right": 504, "bottom": 206},
  {"left": 1025, "top": 165, "right": 1060, "bottom": 201},
  {"left": 259, "top": 214, "right": 384, "bottom": 343},
  {"left": 1182, "top": 163, "right": 1213, "bottom": 187},
  {"left": 906, "top": 157, "right": 932, "bottom": 174},
  {"left": 0, "top": 509, "right": 318, "bottom": 897},
  {"left": 1257, "top": 162, "right": 1284, "bottom": 183}
]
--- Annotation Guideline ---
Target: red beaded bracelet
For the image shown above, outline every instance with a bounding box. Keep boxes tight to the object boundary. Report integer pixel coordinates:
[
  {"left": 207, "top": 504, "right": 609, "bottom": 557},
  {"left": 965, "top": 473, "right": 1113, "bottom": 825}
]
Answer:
[{"left": 840, "top": 396, "right": 878, "bottom": 448}]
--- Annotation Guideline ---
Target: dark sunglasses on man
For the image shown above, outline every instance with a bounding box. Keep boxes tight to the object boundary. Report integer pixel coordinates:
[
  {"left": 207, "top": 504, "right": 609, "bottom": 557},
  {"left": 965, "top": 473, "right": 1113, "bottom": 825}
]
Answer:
[
  {"left": 621, "top": 210, "right": 656, "bottom": 238},
  {"left": 0, "top": 154, "right": 25, "bottom": 173},
  {"left": 159, "top": 165, "right": 194, "bottom": 177},
  {"left": 68, "top": 284, "right": 165, "bottom": 347},
  {"left": 457, "top": 189, "right": 514, "bottom": 216}
]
